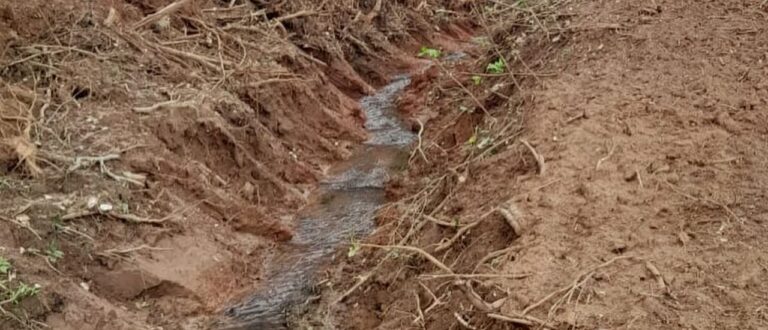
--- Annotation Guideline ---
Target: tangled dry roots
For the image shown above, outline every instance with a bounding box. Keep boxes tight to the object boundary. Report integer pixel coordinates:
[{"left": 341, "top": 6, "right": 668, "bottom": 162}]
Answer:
[{"left": 0, "top": 86, "right": 41, "bottom": 177}]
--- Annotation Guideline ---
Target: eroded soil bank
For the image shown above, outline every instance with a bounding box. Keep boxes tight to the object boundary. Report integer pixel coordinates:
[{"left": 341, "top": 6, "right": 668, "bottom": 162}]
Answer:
[
  {"left": 0, "top": 1, "right": 472, "bottom": 329},
  {"left": 3, "top": 0, "right": 768, "bottom": 329}
]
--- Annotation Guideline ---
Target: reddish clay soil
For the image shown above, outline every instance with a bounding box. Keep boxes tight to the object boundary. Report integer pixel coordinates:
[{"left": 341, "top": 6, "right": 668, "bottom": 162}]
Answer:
[
  {"left": 306, "top": 1, "right": 768, "bottom": 329},
  {"left": 3, "top": 0, "right": 768, "bottom": 329},
  {"left": 0, "top": 0, "right": 472, "bottom": 329}
]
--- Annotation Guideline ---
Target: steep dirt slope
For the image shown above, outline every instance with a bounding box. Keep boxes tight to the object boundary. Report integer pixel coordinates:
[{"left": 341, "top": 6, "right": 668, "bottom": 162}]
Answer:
[
  {"left": 499, "top": 1, "right": 768, "bottom": 328},
  {"left": 309, "top": 0, "right": 768, "bottom": 329},
  {"left": 0, "top": 0, "right": 473, "bottom": 329}
]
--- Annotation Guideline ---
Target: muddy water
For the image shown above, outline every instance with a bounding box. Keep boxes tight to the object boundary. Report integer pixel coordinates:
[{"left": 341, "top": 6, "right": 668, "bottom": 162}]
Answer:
[{"left": 220, "top": 75, "right": 415, "bottom": 329}]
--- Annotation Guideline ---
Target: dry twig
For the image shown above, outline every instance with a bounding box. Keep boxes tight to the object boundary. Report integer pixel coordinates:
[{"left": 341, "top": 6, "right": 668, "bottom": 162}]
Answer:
[
  {"left": 488, "top": 312, "right": 554, "bottom": 329},
  {"left": 644, "top": 261, "right": 669, "bottom": 294},
  {"left": 522, "top": 256, "right": 634, "bottom": 315},
  {"left": 360, "top": 244, "right": 453, "bottom": 273},
  {"left": 454, "top": 312, "right": 477, "bottom": 330},
  {"left": 595, "top": 140, "right": 617, "bottom": 170},
  {"left": 420, "top": 273, "right": 532, "bottom": 280},
  {"left": 133, "top": 0, "right": 191, "bottom": 30},
  {"left": 133, "top": 99, "right": 196, "bottom": 113},
  {"left": 409, "top": 119, "right": 429, "bottom": 164},
  {"left": 521, "top": 139, "right": 546, "bottom": 175}
]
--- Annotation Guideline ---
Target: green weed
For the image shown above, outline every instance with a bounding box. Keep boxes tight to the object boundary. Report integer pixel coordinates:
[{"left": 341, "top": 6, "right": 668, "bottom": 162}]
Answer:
[
  {"left": 0, "top": 257, "right": 40, "bottom": 306},
  {"left": 471, "top": 75, "right": 483, "bottom": 85},
  {"left": 45, "top": 243, "right": 64, "bottom": 263},
  {"left": 347, "top": 239, "right": 361, "bottom": 258},
  {"left": 486, "top": 58, "right": 506, "bottom": 74},
  {"left": 0, "top": 257, "right": 10, "bottom": 275},
  {"left": 3, "top": 282, "right": 40, "bottom": 305},
  {"left": 418, "top": 46, "right": 442, "bottom": 59}
]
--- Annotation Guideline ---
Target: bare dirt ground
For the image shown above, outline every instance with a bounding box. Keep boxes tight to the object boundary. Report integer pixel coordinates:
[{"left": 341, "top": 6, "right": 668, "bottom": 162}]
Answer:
[{"left": 305, "top": 0, "right": 768, "bottom": 329}]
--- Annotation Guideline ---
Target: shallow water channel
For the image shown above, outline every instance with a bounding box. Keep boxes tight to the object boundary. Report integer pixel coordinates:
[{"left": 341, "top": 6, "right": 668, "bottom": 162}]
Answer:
[{"left": 221, "top": 75, "right": 415, "bottom": 329}]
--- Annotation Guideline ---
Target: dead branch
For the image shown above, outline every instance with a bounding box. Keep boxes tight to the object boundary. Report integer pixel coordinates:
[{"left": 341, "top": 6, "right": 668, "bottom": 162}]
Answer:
[
  {"left": 360, "top": 243, "right": 453, "bottom": 273},
  {"left": 664, "top": 180, "right": 743, "bottom": 224},
  {"left": 23, "top": 44, "right": 106, "bottom": 60},
  {"left": 333, "top": 270, "right": 374, "bottom": 305},
  {"left": 420, "top": 273, "right": 532, "bottom": 280},
  {"left": 521, "top": 139, "right": 545, "bottom": 175},
  {"left": 473, "top": 243, "right": 530, "bottom": 272},
  {"left": 61, "top": 210, "right": 97, "bottom": 221},
  {"left": 455, "top": 280, "right": 506, "bottom": 312},
  {"left": 99, "top": 244, "right": 170, "bottom": 257},
  {"left": 418, "top": 281, "right": 446, "bottom": 315},
  {"left": 275, "top": 10, "right": 317, "bottom": 23},
  {"left": 0, "top": 215, "right": 42, "bottom": 240},
  {"left": 409, "top": 119, "right": 429, "bottom": 164},
  {"left": 566, "top": 110, "right": 588, "bottom": 123},
  {"left": 424, "top": 214, "right": 459, "bottom": 227},
  {"left": 249, "top": 78, "right": 305, "bottom": 88},
  {"left": 454, "top": 312, "right": 477, "bottom": 330},
  {"left": 61, "top": 210, "right": 173, "bottom": 224},
  {"left": 106, "top": 212, "right": 171, "bottom": 224},
  {"left": 434, "top": 213, "right": 492, "bottom": 252},
  {"left": 48, "top": 153, "right": 120, "bottom": 173},
  {"left": 151, "top": 43, "right": 232, "bottom": 71},
  {"left": 412, "top": 291, "right": 425, "bottom": 326},
  {"left": 434, "top": 219, "right": 484, "bottom": 252},
  {"left": 364, "top": 0, "right": 383, "bottom": 23},
  {"left": 488, "top": 312, "right": 554, "bottom": 329},
  {"left": 133, "top": 99, "right": 196, "bottom": 114},
  {"left": 437, "top": 61, "right": 490, "bottom": 115},
  {"left": 644, "top": 261, "right": 669, "bottom": 294},
  {"left": 497, "top": 205, "right": 523, "bottom": 235},
  {"left": 595, "top": 140, "right": 617, "bottom": 170},
  {"left": 133, "top": 0, "right": 191, "bottom": 30},
  {"left": 522, "top": 256, "right": 634, "bottom": 315},
  {"left": 104, "top": 7, "right": 118, "bottom": 26}
]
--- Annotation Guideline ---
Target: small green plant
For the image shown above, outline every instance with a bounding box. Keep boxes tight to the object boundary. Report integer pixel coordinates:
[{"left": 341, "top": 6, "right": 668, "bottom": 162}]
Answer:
[
  {"left": 45, "top": 243, "right": 64, "bottom": 263},
  {"left": 347, "top": 240, "right": 361, "bottom": 258},
  {"left": 466, "top": 133, "right": 478, "bottom": 146},
  {"left": 466, "top": 128, "right": 493, "bottom": 149},
  {"left": 418, "top": 46, "right": 442, "bottom": 59},
  {"left": 471, "top": 75, "right": 483, "bottom": 85},
  {"left": 4, "top": 282, "right": 40, "bottom": 304},
  {"left": 0, "top": 257, "right": 40, "bottom": 307},
  {"left": 0, "top": 257, "right": 11, "bottom": 275},
  {"left": 486, "top": 58, "right": 507, "bottom": 74}
]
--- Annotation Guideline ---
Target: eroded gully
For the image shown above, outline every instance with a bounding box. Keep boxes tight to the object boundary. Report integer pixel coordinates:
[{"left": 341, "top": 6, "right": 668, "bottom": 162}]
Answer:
[{"left": 218, "top": 73, "right": 416, "bottom": 329}]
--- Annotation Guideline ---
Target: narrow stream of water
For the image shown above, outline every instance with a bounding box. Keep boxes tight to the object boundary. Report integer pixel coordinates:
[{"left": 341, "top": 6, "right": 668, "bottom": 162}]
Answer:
[{"left": 219, "top": 75, "right": 415, "bottom": 329}]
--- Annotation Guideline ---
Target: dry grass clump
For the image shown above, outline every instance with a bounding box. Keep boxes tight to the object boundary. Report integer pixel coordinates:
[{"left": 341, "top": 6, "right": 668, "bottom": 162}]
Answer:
[{"left": 0, "top": 85, "right": 42, "bottom": 177}]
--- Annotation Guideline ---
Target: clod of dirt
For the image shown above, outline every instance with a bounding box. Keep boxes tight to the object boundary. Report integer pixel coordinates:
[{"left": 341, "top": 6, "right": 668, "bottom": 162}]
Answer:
[{"left": 92, "top": 268, "right": 163, "bottom": 301}]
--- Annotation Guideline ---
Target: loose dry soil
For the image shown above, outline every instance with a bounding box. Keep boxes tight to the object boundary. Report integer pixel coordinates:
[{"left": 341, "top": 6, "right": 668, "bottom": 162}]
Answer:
[{"left": 2, "top": 0, "right": 768, "bottom": 329}]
